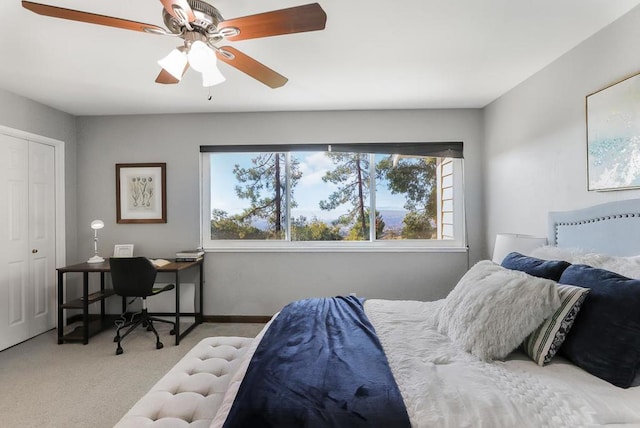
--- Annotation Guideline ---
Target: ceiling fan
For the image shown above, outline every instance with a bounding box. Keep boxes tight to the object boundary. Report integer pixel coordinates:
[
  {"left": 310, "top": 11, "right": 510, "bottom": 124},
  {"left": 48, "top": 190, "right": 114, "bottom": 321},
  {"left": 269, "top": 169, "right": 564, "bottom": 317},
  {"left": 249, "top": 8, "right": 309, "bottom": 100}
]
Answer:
[{"left": 21, "top": 0, "right": 327, "bottom": 88}]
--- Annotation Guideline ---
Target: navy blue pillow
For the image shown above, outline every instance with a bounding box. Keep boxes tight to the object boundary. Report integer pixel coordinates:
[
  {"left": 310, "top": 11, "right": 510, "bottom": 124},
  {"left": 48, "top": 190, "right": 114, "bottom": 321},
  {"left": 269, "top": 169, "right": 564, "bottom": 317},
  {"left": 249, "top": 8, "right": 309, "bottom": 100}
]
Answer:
[
  {"left": 558, "top": 264, "right": 640, "bottom": 388},
  {"left": 501, "top": 252, "right": 571, "bottom": 281}
]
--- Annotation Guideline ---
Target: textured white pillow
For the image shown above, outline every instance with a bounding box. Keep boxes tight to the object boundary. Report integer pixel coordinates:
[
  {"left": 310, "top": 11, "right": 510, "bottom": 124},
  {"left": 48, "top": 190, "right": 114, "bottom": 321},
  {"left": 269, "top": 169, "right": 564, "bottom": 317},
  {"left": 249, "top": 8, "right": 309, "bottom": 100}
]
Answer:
[
  {"left": 529, "top": 245, "right": 640, "bottom": 279},
  {"left": 438, "top": 260, "right": 561, "bottom": 361},
  {"left": 527, "top": 245, "right": 586, "bottom": 261}
]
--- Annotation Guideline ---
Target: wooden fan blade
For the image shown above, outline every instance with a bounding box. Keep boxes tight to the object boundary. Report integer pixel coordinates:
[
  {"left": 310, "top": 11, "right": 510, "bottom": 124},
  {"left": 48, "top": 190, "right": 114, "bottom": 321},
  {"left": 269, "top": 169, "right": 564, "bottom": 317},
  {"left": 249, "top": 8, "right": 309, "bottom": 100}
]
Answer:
[
  {"left": 155, "top": 69, "right": 179, "bottom": 84},
  {"left": 22, "top": 1, "right": 168, "bottom": 35},
  {"left": 218, "top": 3, "right": 327, "bottom": 41},
  {"left": 155, "top": 64, "right": 190, "bottom": 84},
  {"left": 216, "top": 46, "right": 288, "bottom": 88},
  {"left": 159, "top": 0, "right": 196, "bottom": 22}
]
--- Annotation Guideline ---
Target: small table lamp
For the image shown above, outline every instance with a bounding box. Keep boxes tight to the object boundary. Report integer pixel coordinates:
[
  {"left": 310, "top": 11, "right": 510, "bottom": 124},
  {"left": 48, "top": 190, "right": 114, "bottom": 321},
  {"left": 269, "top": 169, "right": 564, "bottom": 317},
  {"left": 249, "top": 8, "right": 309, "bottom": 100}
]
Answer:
[
  {"left": 87, "top": 219, "right": 105, "bottom": 263},
  {"left": 492, "top": 233, "right": 547, "bottom": 264}
]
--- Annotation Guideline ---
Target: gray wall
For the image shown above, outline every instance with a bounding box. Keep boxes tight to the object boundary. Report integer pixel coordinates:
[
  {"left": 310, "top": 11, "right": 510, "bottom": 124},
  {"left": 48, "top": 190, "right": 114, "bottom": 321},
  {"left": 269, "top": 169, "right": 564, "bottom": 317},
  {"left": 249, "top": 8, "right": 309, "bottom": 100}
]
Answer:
[
  {"left": 77, "top": 109, "right": 484, "bottom": 316},
  {"left": 0, "top": 88, "right": 78, "bottom": 264},
  {"left": 483, "top": 7, "right": 640, "bottom": 256}
]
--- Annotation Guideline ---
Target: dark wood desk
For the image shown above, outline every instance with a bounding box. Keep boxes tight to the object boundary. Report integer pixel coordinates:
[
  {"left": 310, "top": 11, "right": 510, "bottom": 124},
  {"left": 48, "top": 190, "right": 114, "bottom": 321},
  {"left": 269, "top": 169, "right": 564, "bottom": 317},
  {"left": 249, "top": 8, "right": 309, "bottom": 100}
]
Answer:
[{"left": 56, "top": 258, "right": 204, "bottom": 345}]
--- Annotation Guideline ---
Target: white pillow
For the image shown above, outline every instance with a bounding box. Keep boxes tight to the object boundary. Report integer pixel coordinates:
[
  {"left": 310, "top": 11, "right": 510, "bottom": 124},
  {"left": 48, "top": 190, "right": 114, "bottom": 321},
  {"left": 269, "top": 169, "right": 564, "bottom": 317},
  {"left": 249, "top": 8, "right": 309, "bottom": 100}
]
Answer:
[
  {"left": 526, "top": 245, "right": 585, "bottom": 261},
  {"left": 529, "top": 245, "right": 640, "bottom": 279},
  {"left": 438, "top": 260, "right": 561, "bottom": 361}
]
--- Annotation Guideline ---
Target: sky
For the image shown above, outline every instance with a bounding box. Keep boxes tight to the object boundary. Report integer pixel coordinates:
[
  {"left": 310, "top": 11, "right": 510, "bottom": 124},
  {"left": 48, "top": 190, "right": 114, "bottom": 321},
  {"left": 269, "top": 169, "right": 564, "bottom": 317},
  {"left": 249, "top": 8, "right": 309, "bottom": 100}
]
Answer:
[{"left": 209, "top": 151, "right": 408, "bottom": 221}]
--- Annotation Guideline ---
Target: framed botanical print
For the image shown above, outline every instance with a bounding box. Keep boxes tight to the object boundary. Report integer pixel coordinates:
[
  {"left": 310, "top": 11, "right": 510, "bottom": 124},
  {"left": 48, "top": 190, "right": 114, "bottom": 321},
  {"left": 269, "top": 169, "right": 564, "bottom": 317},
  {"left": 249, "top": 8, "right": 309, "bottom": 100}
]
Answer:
[{"left": 116, "top": 163, "right": 167, "bottom": 223}]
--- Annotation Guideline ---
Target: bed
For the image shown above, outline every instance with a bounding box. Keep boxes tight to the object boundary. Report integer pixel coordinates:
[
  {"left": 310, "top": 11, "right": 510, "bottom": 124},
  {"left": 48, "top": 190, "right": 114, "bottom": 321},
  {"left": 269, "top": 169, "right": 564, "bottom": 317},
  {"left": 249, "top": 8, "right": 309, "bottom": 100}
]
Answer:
[{"left": 116, "top": 199, "right": 640, "bottom": 428}]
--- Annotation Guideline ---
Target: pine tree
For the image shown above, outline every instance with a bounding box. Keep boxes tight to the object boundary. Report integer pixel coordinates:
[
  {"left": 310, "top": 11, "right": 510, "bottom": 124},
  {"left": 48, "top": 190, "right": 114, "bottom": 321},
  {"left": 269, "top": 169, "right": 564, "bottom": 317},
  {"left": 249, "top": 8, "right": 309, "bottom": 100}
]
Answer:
[
  {"left": 319, "top": 152, "right": 370, "bottom": 240},
  {"left": 231, "top": 153, "right": 301, "bottom": 238}
]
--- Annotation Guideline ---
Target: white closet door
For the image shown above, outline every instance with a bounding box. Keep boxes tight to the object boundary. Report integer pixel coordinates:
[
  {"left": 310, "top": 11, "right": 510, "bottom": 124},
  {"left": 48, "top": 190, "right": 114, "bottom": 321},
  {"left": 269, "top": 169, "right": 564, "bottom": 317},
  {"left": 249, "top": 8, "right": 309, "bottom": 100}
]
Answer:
[
  {"left": 28, "top": 141, "right": 56, "bottom": 337},
  {"left": 0, "top": 135, "right": 56, "bottom": 350},
  {"left": 0, "top": 134, "right": 30, "bottom": 350}
]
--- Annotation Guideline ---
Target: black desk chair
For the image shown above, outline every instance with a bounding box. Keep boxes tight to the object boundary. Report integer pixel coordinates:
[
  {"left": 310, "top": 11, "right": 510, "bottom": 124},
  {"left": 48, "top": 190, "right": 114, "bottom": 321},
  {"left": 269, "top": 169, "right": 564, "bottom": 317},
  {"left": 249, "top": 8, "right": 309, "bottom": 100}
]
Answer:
[{"left": 109, "top": 257, "right": 176, "bottom": 355}]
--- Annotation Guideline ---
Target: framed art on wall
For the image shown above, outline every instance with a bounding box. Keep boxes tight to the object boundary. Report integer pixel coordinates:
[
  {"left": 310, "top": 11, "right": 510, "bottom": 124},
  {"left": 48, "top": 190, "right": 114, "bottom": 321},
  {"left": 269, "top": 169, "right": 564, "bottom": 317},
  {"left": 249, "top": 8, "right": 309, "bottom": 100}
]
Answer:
[
  {"left": 586, "top": 71, "right": 640, "bottom": 191},
  {"left": 116, "top": 163, "right": 167, "bottom": 223}
]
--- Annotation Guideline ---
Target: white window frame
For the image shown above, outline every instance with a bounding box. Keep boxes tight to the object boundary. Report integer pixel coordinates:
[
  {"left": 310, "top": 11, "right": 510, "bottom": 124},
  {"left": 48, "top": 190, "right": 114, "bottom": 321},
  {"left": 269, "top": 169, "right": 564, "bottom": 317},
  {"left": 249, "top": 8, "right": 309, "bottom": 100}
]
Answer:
[{"left": 200, "top": 149, "right": 466, "bottom": 253}]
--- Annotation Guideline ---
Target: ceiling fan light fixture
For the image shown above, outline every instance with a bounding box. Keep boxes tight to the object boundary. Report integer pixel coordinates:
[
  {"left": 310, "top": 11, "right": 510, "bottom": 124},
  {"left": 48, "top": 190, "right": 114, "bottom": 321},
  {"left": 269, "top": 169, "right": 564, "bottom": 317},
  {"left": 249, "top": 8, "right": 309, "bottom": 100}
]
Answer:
[
  {"left": 200, "top": 66, "right": 226, "bottom": 87},
  {"left": 188, "top": 40, "right": 225, "bottom": 87},
  {"left": 187, "top": 40, "right": 215, "bottom": 72},
  {"left": 22, "top": 1, "right": 327, "bottom": 89},
  {"left": 157, "top": 48, "right": 188, "bottom": 80}
]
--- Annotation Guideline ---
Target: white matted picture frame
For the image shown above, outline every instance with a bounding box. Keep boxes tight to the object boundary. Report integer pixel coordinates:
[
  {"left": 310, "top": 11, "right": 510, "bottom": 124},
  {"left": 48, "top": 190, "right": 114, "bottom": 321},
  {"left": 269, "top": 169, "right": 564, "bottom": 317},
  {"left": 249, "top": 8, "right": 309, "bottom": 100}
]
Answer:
[
  {"left": 113, "top": 244, "right": 134, "bottom": 257},
  {"left": 116, "top": 162, "right": 167, "bottom": 223}
]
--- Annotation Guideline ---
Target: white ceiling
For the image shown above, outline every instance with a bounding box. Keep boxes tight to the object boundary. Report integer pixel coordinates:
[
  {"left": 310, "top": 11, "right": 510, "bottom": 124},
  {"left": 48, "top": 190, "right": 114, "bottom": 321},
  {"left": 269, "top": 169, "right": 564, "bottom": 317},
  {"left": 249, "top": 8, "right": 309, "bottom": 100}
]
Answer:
[{"left": 0, "top": 0, "right": 638, "bottom": 116}]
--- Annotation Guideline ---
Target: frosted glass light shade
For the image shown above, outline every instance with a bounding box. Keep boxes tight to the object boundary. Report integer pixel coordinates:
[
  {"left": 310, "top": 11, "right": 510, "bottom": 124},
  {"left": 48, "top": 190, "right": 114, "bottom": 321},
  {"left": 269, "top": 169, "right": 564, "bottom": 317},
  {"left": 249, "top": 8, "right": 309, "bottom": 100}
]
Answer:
[
  {"left": 187, "top": 41, "right": 214, "bottom": 72},
  {"left": 492, "top": 233, "right": 547, "bottom": 264},
  {"left": 188, "top": 41, "right": 225, "bottom": 87},
  {"left": 158, "top": 48, "right": 188, "bottom": 80},
  {"left": 201, "top": 67, "right": 226, "bottom": 87},
  {"left": 90, "top": 219, "right": 104, "bottom": 230}
]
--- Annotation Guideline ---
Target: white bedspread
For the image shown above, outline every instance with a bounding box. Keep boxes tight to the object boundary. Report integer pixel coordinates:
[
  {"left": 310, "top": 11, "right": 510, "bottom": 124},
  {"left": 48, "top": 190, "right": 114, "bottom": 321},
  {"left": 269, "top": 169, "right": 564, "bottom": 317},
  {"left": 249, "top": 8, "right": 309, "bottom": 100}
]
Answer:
[
  {"left": 212, "top": 299, "right": 640, "bottom": 428},
  {"left": 365, "top": 298, "right": 640, "bottom": 428}
]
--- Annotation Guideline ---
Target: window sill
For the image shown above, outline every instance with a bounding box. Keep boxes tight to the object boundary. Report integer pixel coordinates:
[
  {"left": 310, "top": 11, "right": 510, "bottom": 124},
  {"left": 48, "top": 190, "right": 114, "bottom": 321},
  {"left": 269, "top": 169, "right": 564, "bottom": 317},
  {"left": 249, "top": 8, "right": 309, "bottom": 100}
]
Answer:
[{"left": 202, "top": 242, "right": 468, "bottom": 253}]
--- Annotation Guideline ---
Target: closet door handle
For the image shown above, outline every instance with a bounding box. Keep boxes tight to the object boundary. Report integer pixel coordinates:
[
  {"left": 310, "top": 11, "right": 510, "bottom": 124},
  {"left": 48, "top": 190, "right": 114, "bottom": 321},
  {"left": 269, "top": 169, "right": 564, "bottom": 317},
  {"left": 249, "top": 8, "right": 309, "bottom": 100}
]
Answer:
[{"left": 32, "top": 249, "right": 38, "bottom": 253}]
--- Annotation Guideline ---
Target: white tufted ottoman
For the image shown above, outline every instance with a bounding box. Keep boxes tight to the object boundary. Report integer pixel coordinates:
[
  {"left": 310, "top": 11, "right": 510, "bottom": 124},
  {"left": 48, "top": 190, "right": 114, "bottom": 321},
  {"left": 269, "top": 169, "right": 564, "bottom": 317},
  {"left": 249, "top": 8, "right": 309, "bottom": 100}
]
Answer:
[{"left": 114, "top": 336, "right": 254, "bottom": 428}]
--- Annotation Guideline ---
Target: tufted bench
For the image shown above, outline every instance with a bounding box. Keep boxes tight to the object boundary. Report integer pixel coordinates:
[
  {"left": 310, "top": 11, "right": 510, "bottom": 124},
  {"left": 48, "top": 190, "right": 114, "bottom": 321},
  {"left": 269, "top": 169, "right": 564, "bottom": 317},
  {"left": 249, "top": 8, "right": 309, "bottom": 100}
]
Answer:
[{"left": 114, "top": 336, "right": 254, "bottom": 428}]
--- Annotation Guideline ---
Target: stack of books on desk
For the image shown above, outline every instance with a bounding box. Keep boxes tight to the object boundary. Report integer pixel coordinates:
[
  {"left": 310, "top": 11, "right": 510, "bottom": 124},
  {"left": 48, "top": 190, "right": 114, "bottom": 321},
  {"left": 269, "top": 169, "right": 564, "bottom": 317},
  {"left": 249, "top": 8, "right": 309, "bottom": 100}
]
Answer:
[{"left": 175, "top": 249, "right": 204, "bottom": 262}]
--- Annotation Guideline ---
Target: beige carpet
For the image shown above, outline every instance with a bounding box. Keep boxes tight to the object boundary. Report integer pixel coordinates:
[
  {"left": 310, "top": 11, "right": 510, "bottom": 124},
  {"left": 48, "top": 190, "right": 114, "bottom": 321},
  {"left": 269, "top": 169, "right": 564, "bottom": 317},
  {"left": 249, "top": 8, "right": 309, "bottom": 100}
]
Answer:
[{"left": 0, "top": 321, "right": 265, "bottom": 428}]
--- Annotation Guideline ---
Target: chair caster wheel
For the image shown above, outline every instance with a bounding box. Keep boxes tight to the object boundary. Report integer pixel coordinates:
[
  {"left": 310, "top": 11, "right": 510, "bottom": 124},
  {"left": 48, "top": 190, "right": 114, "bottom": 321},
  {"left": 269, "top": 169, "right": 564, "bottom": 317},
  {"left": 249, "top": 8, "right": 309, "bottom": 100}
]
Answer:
[
  {"left": 170, "top": 329, "right": 175, "bottom": 335},
  {"left": 116, "top": 347, "right": 123, "bottom": 355},
  {"left": 156, "top": 342, "right": 164, "bottom": 350}
]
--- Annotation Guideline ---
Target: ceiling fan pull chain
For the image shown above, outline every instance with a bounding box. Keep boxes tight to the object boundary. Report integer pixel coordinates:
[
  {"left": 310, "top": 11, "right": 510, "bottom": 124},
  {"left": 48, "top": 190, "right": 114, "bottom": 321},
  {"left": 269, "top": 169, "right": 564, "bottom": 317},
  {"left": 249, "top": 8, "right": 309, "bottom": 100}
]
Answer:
[{"left": 208, "top": 87, "right": 213, "bottom": 101}]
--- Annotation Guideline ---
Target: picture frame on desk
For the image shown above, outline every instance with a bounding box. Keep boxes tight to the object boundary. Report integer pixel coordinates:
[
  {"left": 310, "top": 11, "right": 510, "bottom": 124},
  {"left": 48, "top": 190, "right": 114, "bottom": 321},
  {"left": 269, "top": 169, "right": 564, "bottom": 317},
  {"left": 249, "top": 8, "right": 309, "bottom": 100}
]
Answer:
[
  {"left": 113, "top": 244, "right": 134, "bottom": 257},
  {"left": 116, "top": 162, "right": 167, "bottom": 224}
]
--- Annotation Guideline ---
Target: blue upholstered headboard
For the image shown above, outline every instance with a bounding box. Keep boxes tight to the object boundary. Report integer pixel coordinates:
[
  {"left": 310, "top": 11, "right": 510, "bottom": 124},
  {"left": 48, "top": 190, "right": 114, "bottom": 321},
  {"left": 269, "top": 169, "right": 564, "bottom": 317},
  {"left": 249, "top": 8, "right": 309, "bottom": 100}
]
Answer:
[{"left": 548, "top": 199, "right": 640, "bottom": 256}]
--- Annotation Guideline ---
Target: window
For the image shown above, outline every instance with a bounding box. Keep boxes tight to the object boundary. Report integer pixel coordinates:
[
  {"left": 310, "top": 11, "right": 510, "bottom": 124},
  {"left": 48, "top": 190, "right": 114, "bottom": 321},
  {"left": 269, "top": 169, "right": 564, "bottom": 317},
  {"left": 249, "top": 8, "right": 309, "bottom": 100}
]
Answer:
[{"left": 200, "top": 143, "right": 465, "bottom": 250}]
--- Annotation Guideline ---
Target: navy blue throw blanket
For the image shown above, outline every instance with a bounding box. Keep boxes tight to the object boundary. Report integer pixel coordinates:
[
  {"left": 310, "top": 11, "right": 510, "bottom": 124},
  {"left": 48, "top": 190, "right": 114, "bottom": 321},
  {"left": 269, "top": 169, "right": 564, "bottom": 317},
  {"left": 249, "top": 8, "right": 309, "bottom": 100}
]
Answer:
[{"left": 223, "top": 296, "right": 411, "bottom": 428}]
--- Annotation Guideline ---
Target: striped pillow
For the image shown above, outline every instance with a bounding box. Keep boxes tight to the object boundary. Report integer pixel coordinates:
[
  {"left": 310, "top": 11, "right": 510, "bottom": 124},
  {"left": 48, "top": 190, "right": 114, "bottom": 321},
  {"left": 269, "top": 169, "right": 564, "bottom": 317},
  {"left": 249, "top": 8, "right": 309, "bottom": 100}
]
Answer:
[{"left": 523, "top": 284, "right": 589, "bottom": 366}]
